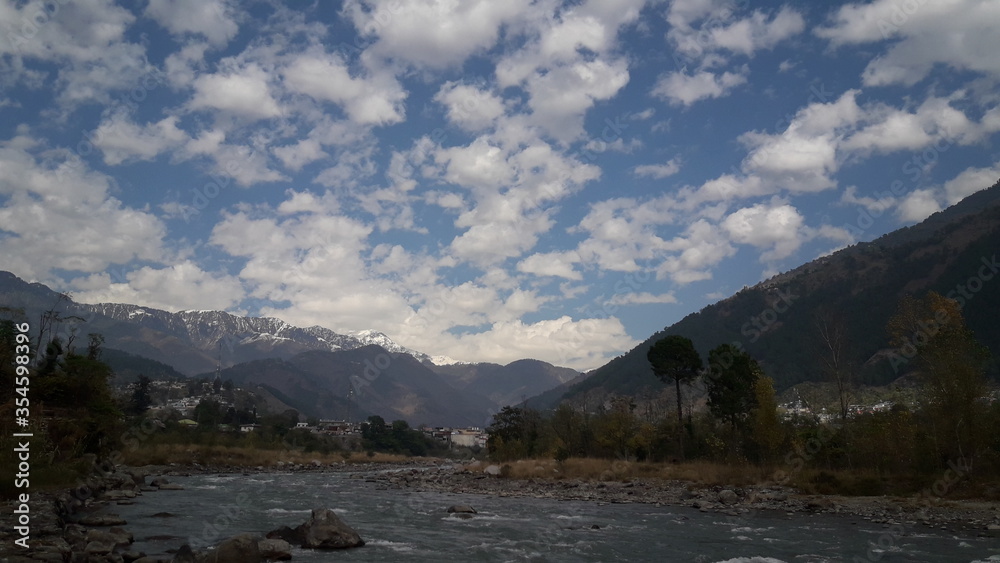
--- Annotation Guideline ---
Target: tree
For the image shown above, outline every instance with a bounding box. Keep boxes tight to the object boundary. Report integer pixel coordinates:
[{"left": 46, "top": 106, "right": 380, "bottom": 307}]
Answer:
[
  {"left": 886, "top": 292, "right": 989, "bottom": 466},
  {"left": 749, "top": 376, "right": 783, "bottom": 464},
  {"left": 814, "top": 311, "right": 854, "bottom": 423},
  {"left": 705, "top": 344, "right": 761, "bottom": 432},
  {"left": 647, "top": 335, "right": 702, "bottom": 457},
  {"left": 126, "top": 374, "right": 153, "bottom": 416},
  {"left": 485, "top": 406, "right": 543, "bottom": 461}
]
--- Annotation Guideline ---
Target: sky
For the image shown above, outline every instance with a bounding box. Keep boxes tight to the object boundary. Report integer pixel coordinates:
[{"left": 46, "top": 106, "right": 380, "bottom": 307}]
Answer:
[{"left": 1, "top": 0, "right": 999, "bottom": 371}]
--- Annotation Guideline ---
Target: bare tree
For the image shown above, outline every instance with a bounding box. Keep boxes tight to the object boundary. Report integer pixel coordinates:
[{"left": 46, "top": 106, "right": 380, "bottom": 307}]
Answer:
[{"left": 814, "top": 310, "right": 854, "bottom": 424}]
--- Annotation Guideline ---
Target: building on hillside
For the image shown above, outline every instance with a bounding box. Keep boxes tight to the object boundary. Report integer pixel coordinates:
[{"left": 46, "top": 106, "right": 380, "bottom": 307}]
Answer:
[{"left": 240, "top": 423, "right": 261, "bottom": 432}]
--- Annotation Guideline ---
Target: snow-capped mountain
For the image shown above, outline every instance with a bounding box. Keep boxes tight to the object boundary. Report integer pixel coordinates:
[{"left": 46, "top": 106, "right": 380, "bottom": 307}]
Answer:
[{"left": 76, "top": 302, "right": 429, "bottom": 373}]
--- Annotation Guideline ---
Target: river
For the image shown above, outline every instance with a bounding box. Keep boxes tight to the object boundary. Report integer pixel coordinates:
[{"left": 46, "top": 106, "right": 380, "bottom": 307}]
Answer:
[{"left": 101, "top": 471, "right": 999, "bottom": 562}]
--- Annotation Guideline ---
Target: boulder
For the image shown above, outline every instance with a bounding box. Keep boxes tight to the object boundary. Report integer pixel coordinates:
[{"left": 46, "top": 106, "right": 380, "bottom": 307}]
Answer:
[
  {"left": 446, "top": 505, "right": 477, "bottom": 514},
  {"left": 718, "top": 489, "right": 739, "bottom": 505},
  {"left": 202, "top": 533, "right": 262, "bottom": 563},
  {"left": 299, "top": 508, "right": 365, "bottom": 549},
  {"left": 265, "top": 525, "right": 302, "bottom": 545},
  {"left": 484, "top": 465, "right": 501, "bottom": 476},
  {"left": 150, "top": 477, "right": 170, "bottom": 487},
  {"left": 258, "top": 538, "right": 293, "bottom": 561}
]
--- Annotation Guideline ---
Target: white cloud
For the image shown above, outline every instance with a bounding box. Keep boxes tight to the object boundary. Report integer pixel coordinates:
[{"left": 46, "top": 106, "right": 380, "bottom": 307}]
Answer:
[
  {"left": 282, "top": 50, "right": 406, "bottom": 126},
  {"left": 896, "top": 188, "right": 943, "bottom": 222},
  {"left": 346, "top": 0, "right": 529, "bottom": 69},
  {"left": 92, "top": 114, "right": 188, "bottom": 165},
  {"left": 634, "top": 158, "right": 682, "bottom": 179},
  {"left": 652, "top": 68, "right": 748, "bottom": 107},
  {"left": 721, "top": 201, "right": 806, "bottom": 261},
  {"left": 0, "top": 134, "right": 167, "bottom": 279},
  {"left": 70, "top": 262, "right": 245, "bottom": 312},
  {"left": 145, "top": 0, "right": 240, "bottom": 47},
  {"left": 434, "top": 81, "right": 506, "bottom": 132},
  {"left": 816, "top": 0, "right": 1000, "bottom": 87},
  {"left": 657, "top": 219, "right": 737, "bottom": 283},
  {"left": 517, "top": 251, "right": 582, "bottom": 280},
  {"left": 703, "top": 6, "right": 805, "bottom": 57},
  {"left": 189, "top": 62, "right": 282, "bottom": 120},
  {"left": 941, "top": 162, "right": 1000, "bottom": 205},
  {"left": 606, "top": 292, "right": 677, "bottom": 306},
  {"left": 525, "top": 58, "right": 631, "bottom": 142}
]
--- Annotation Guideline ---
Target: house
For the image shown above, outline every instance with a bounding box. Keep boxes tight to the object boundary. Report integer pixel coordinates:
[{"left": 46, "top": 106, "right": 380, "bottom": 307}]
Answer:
[
  {"left": 177, "top": 419, "right": 199, "bottom": 428},
  {"left": 240, "top": 424, "right": 261, "bottom": 432}
]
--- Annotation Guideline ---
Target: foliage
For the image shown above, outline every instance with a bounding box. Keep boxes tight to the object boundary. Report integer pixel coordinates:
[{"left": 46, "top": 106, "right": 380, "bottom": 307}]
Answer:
[
  {"left": 360, "top": 415, "right": 436, "bottom": 456},
  {"left": 705, "top": 344, "right": 761, "bottom": 431},
  {"left": 485, "top": 406, "right": 544, "bottom": 461}
]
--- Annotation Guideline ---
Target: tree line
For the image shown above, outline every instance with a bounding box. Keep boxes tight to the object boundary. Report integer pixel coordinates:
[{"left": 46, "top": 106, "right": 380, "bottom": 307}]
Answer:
[{"left": 485, "top": 291, "right": 1000, "bottom": 494}]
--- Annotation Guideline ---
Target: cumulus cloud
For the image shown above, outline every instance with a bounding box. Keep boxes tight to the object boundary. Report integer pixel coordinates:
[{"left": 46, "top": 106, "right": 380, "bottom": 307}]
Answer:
[
  {"left": 634, "top": 158, "right": 682, "bottom": 179},
  {"left": 816, "top": 0, "right": 1000, "bottom": 87},
  {"left": 70, "top": 262, "right": 245, "bottom": 312},
  {"left": 721, "top": 201, "right": 806, "bottom": 261},
  {"left": 145, "top": 0, "right": 240, "bottom": 46},
  {"left": 0, "top": 134, "right": 167, "bottom": 280},
  {"left": 652, "top": 68, "right": 748, "bottom": 107}
]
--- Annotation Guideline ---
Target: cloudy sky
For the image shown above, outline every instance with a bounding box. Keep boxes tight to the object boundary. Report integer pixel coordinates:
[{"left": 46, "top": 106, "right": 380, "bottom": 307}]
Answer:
[{"left": 1, "top": 0, "right": 999, "bottom": 370}]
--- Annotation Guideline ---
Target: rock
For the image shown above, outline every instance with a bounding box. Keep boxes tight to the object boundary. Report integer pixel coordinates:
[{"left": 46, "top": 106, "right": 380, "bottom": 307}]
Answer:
[
  {"left": 121, "top": 550, "right": 146, "bottom": 563},
  {"left": 986, "top": 524, "right": 1000, "bottom": 537},
  {"left": 171, "top": 544, "right": 199, "bottom": 563},
  {"left": 447, "top": 505, "right": 477, "bottom": 514},
  {"left": 78, "top": 514, "right": 128, "bottom": 526},
  {"left": 258, "top": 538, "right": 293, "bottom": 561},
  {"left": 807, "top": 498, "right": 834, "bottom": 511},
  {"left": 299, "top": 508, "right": 365, "bottom": 549},
  {"left": 150, "top": 477, "right": 170, "bottom": 487},
  {"left": 484, "top": 465, "right": 501, "bottom": 476},
  {"left": 718, "top": 489, "right": 739, "bottom": 505},
  {"left": 202, "top": 533, "right": 262, "bottom": 563},
  {"left": 157, "top": 483, "right": 186, "bottom": 490},
  {"left": 85, "top": 540, "right": 115, "bottom": 555},
  {"left": 265, "top": 525, "right": 302, "bottom": 545}
]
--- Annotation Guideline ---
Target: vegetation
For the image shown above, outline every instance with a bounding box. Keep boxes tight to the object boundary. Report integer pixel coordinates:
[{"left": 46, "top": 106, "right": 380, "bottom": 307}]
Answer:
[{"left": 486, "top": 291, "right": 1000, "bottom": 497}]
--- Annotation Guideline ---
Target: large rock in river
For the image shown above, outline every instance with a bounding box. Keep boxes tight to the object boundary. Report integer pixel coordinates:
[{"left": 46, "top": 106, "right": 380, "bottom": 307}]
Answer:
[
  {"left": 202, "top": 533, "right": 262, "bottom": 563},
  {"left": 269, "top": 508, "right": 364, "bottom": 550}
]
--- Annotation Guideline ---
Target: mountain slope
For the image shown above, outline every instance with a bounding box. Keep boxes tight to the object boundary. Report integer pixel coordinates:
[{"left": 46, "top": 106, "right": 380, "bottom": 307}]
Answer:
[
  {"left": 533, "top": 178, "right": 1000, "bottom": 410},
  {"left": 430, "top": 359, "right": 582, "bottom": 408},
  {"left": 216, "top": 346, "right": 496, "bottom": 427}
]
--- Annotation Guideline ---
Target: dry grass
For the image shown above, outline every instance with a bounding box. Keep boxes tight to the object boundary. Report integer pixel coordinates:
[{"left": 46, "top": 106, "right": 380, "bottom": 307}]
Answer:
[
  {"left": 475, "top": 457, "right": 777, "bottom": 487},
  {"left": 121, "top": 444, "right": 412, "bottom": 467}
]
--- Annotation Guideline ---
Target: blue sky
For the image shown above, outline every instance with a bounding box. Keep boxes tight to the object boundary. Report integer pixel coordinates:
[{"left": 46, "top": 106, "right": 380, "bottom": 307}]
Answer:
[{"left": 1, "top": 0, "right": 999, "bottom": 370}]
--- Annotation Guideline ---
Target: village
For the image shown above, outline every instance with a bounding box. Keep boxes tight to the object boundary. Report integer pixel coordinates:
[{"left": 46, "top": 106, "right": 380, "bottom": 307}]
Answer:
[{"left": 135, "top": 378, "right": 490, "bottom": 450}]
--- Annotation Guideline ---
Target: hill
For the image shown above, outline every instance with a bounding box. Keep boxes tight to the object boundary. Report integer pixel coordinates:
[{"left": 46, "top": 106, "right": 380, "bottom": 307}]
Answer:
[{"left": 532, "top": 178, "right": 1000, "bottom": 410}]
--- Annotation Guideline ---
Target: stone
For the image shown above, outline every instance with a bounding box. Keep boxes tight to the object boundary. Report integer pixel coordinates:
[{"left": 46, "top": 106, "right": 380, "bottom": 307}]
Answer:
[
  {"left": 265, "top": 525, "right": 302, "bottom": 545},
  {"left": 202, "top": 533, "right": 262, "bottom": 563},
  {"left": 157, "top": 483, "right": 186, "bottom": 490},
  {"left": 718, "top": 489, "right": 739, "bottom": 505},
  {"left": 299, "top": 508, "right": 365, "bottom": 549},
  {"left": 484, "top": 465, "right": 501, "bottom": 476},
  {"left": 171, "top": 544, "right": 199, "bottom": 563},
  {"left": 150, "top": 477, "right": 170, "bottom": 487},
  {"left": 78, "top": 514, "right": 127, "bottom": 526},
  {"left": 121, "top": 550, "right": 146, "bottom": 563},
  {"left": 447, "top": 505, "right": 477, "bottom": 514},
  {"left": 85, "top": 540, "right": 115, "bottom": 555},
  {"left": 258, "top": 538, "right": 293, "bottom": 561}
]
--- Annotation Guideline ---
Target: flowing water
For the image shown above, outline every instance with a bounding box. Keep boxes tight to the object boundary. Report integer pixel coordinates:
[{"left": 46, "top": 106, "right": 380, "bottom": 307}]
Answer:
[{"left": 101, "top": 471, "right": 999, "bottom": 562}]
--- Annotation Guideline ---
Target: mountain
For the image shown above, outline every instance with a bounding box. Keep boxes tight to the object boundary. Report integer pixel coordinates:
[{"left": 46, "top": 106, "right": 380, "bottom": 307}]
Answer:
[
  {"left": 0, "top": 281, "right": 430, "bottom": 375},
  {"left": 0, "top": 273, "right": 572, "bottom": 424},
  {"left": 213, "top": 346, "right": 496, "bottom": 427},
  {"left": 429, "top": 359, "right": 582, "bottom": 409},
  {"left": 531, "top": 178, "right": 1000, "bottom": 410}
]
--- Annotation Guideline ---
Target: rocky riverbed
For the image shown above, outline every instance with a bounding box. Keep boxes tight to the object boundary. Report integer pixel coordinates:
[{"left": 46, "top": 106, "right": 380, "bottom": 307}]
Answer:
[{"left": 3, "top": 458, "right": 998, "bottom": 561}]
